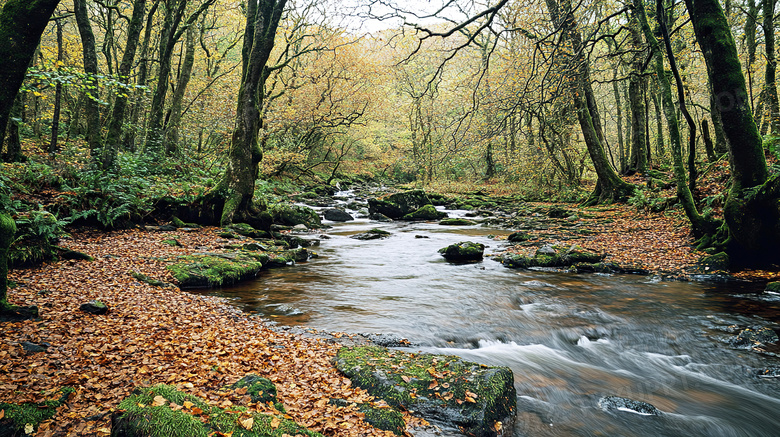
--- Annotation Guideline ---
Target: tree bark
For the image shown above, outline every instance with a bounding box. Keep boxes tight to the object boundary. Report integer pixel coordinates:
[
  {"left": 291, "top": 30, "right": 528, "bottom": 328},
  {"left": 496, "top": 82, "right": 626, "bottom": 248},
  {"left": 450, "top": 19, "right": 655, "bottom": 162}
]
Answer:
[
  {"left": 762, "top": 0, "right": 780, "bottom": 136},
  {"left": 50, "top": 17, "right": 64, "bottom": 154},
  {"left": 74, "top": 0, "right": 102, "bottom": 151},
  {"left": 0, "top": 0, "right": 60, "bottom": 143},
  {"left": 685, "top": 0, "right": 780, "bottom": 265},
  {"left": 201, "top": 0, "right": 287, "bottom": 226},
  {"left": 544, "top": 0, "right": 634, "bottom": 204},
  {"left": 164, "top": 23, "right": 196, "bottom": 153},
  {"left": 2, "top": 95, "right": 24, "bottom": 162},
  {"left": 627, "top": 15, "right": 648, "bottom": 174},
  {"left": 635, "top": 0, "right": 717, "bottom": 237},
  {"left": 103, "top": 0, "right": 147, "bottom": 169}
]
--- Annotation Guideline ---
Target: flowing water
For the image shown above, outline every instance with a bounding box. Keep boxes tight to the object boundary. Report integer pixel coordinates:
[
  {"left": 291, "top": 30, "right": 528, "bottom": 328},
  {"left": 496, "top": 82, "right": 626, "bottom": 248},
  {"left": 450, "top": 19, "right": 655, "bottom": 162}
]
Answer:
[{"left": 195, "top": 200, "right": 780, "bottom": 437}]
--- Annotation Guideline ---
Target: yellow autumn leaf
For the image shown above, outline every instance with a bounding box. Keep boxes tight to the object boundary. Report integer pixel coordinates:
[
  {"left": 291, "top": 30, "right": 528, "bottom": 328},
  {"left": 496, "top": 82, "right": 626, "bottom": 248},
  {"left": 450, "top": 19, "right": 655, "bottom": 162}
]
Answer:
[
  {"left": 24, "top": 423, "right": 34, "bottom": 434},
  {"left": 183, "top": 401, "right": 194, "bottom": 409},
  {"left": 240, "top": 417, "right": 254, "bottom": 430},
  {"left": 152, "top": 395, "right": 167, "bottom": 407},
  {"left": 270, "top": 416, "right": 281, "bottom": 429},
  {"left": 0, "top": 410, "right": 4, "bottom": 420}
]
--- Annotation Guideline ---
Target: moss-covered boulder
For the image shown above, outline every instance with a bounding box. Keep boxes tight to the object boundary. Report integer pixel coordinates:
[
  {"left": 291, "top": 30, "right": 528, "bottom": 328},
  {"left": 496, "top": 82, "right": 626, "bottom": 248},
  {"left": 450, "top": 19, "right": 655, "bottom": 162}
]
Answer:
[
  {"left": 268, "top": 204, "right": 321, "bottom": 228},
  {"left": 506, "top": 232, "right": 530, "bottom": 243},
  {"left": 323, "top": 208, "right": 354, "bottom": 222},
  {"left": 111, "top": 384, "right": 322, "bottom": 437},
  {"left": 228, "top": 375, "right": 284, "bottom": 412},
  {"left": 329, "top": 398, "right": 405, "bottom": 436},
  {"left": 439, "top": 241, "right": 485, "bottom": 262},
  {"left": 403, "top": 204, "right": 447, "bottom": 221},
  {"left": 765, "top": 282, "right": 780, "bottom": 293},
  {"left": 368, "top": 190, "right": 432, "bottom": 219},
  {"left": 350, "top": 228, "right": 391, "bottom": 240},
  {"left": 698, "top": 252, "right": 730, "bottom": 272},
  {"left": 167, "top": 252, "right": 270, "bottom": 288},
  {"left": 439, "top": 218, "right": 476, "bottom": 226},
  {"left": 0, "top": 387, "right": 73, "bottom": 436},
  {"left": 334, "top": 346, "right": 515, "bottom": 437},
  {"left": 501, "top": 244, "right": 604, "bottom": 270}
]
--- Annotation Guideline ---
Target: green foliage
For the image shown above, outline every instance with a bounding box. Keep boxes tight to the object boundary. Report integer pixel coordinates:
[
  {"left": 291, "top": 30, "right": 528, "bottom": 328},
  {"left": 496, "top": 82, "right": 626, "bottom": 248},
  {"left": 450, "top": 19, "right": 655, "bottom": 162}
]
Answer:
[
  {"left": 10, "top": 210, "right": 69, "bottom": 267},
  {"left": 0, "top": 387, "right": 73, "bottom": 435},
  {"left": 628, "top": 189, "right": 664, "bottom": 212},
  {"left": 24, "top": 62, "right": 149, "bottom": 106}
]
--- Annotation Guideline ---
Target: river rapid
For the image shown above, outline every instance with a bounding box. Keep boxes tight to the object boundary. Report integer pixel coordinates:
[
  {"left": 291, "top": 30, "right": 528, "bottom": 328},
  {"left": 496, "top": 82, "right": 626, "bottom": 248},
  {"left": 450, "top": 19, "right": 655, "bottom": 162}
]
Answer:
[{"left": 194, "top": 199, "right": 780, "bottom": 437}]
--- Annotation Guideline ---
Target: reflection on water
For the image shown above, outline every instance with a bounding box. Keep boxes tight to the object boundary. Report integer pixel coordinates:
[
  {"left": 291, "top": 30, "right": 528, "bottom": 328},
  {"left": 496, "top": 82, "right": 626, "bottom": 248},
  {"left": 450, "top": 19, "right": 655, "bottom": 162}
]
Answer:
[{"left": 191, "top": 217, "right": 780, "bottom": 437}]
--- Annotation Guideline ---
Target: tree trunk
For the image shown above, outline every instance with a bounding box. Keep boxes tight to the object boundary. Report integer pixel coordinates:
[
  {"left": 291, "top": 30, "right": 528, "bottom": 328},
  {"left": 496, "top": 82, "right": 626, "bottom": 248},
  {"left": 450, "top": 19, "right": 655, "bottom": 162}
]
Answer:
[
  {"left": 164, "top": 23, "right": 196, "bottom": 154},
  {"left": 635, "top": 0, "right": 716, "bottom": 237},
  {"left": 201, "top": 0, "right": 287, "bottom": 227},
  {"left": 763, "top": 0, "right": 780, "bottom": 136},
  {"left": 50, "top": 17, "right": 64, "bottom": 154},
  {"left": 612, "top": 69, "right": 625, "bottom": 173},
  {"left": 544, "top": 0, "right": 634, "bottom": 204},
  {"left": 627, "top": 15, "right": 648, "bottom": 174},
  {"left": 124, "top": 0, "right": 160, "bottom": 151},
  {"left": 0, "top": 213, "right": 15, "bottom": 307},
  {"left": 685, "top": 0, "right": 780, "bottom": 266},
  {"left": 103, "top": 0, "right": 147, "bottom": 169},
  {"left": 74, "top": 0, "right": 102, "bottom": 151},
  {"left": 701, "top": 118, "right": 717, "bottom": 162},
  {"left": 0, "top": 0, "right": 60, "bottom": 142},
  {"left": 2, "top": 96, "right": 24, "bottom": 162}
]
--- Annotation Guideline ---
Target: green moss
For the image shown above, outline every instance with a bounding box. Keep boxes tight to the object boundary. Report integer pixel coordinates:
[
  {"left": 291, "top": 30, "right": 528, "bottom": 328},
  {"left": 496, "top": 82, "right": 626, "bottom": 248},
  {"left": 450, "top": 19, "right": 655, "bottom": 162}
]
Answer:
[
  {"left": 227, "top": 223, "right": 269, "bottom": 239},
  {"left": 403, "top": 204, "right": 447, "bottom": 221},
  {"left": 162, "top": 238, "right": 181, "bottom": 247},
  {"left": 130, "top": 271, "right": 171, "bottom": 288},
  {"left": 699, "top": 252, "right": 730, "bottom": 272},
  {"left": 334, "top": 346, "right": 515, "bottom": 437},
  {"left": 438, "top": 241, "right": 485, "bottom": 261},
  {"left": 268, "top": 204, "right": 321, "bottom": 228},
  {"left": 113, "top": 385, "right": 321, "bottom": 437},
  {"left": 766, "top": 282, "right": 780, "bottom": 293},
  {"left": 439, "top": 218, "right": 476, "bottom": 226},
  {"left": 0, "top": 387, "right": 73, "bottom": 435},
  {"left": 167, "top": 252, "right": 269, "bottom": 288},
  {"left": 358, "top": 404, "right": 405, "bottom": 435}
]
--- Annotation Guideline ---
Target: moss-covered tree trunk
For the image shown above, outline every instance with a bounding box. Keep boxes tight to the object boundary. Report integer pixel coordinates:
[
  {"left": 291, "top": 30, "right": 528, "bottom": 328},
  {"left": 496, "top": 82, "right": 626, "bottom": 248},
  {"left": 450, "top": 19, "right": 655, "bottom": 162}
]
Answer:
[
  {"left": 627, "top": 15, "right": 648, "bottom": 174},
  {"left": 635, "top": 0, "right": 718, "bottom": 238},
  {"left": 685, "top": 0, "right": 780, "bottom": 265},
  {"left": 164, "top": 23, "right": 196, "bottom": 153},
  {"left": 0, "top": 214, "right": 15, "bottom": 307},
  {"left": 544, "top": 0, "right": 634, "bottom": 204},
  {"left": 102, "top": 0, "right": 147, "bottom": 169},
  {"left": 74, "top": 0, "right": 102, "bottom": 152},
  {"left": 0, "top": 0, "right": 60, "bottom": 143},
  {"left": 201, "top": 0, "right": 287, "bottom": 227},
  {"left": 762, "top": 0, "right": 780, "bottom": 136}
]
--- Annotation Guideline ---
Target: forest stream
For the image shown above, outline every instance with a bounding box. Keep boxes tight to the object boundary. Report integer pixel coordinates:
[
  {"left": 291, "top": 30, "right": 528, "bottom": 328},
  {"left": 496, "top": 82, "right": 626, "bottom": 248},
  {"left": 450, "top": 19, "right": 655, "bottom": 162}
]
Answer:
[{"left": 192, "top": 195, "right": 780, "bottom": 437}]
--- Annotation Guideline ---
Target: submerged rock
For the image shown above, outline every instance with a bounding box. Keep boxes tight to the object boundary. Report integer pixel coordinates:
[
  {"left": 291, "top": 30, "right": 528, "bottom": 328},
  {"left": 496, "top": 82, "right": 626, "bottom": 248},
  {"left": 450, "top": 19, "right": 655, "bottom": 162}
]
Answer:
[
  {"left": 439, "top": 241, "right": 486, "bottom": 262},
  {"left": 334, "top": 346, "right": 516, "bottom": 437},
  {"left": 731, "top": 327, "right": 779, "bottom": 348},
  {"left": 598, "top": 396, "right": 661, "bottom": 416},
  {"left": 500, "top": 244, "right": 603, "bottom": 269}
]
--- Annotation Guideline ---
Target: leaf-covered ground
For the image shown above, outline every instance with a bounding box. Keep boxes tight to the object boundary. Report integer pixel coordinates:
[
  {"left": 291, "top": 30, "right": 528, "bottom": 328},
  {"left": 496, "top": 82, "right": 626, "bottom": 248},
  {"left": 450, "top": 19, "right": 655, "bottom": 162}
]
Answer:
[{"left": 2, "top": 227, "right": 403, "bottom": 437}]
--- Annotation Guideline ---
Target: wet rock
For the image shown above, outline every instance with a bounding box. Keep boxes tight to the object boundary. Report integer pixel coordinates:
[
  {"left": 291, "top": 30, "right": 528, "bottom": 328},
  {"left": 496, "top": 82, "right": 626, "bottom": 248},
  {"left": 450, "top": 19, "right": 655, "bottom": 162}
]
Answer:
[
  {"left": 334, "top": 346, "right": 516, "bottom": 437},
  {"left": 21, "top": 341, "right": 49, "bottom": 354},
  {"left": 439, "top": 241, "right": 485, "bottom": 262},
  {"left": 731, "top": 327, "right": 779, "bottom": 348},
  {"left": 507, "top": 231, "right": 530, "bottom": 242},
  {"left": 439, "top": 218, "right": 476, "bottom": 226},
  {"left": 698, "top": 252, "right": 730, "bottom": 272},
  {"left": 369, "top": 213, "right": 393, "bottom": 222},
  {"left": 350, "top": 229, "right": 391, "bottom": 240},
  {"left": 403, "top": 204, "right": 447, "bottom": 221},
  {"left": 268, "top": 203, "right": 322, "bottom": 228},
  {"left": 227, "top": 223, "right": 269, "bottom": 239},
  {"left": 323, "top": 208, "right": 354, "bottom": 222},
  {"left": 359, "top": 333, "right": 412, "bottom": 347},
  {"left": 167, "top": 252, "right": 269, "bottom": 288},
  {"left": 598, "top": 396, "right": 661, "bottom": 416},
  {"left": 547, "top": 206, "right": 573, "bottom": 219},
  {"left": 756, "top": 367, "right": 780, "bottom": 378},
  {"left": 293, "top": 224, "right": 309, "bottom": 231},
  {"left": 368, "top": 189, "right": 432, "bottom": 219},
  {"left": 765, "top": 281, "right": 780, "bottom": 294},
  {"left": 80, "top": 300, "right": 109, "bottom": 315},
  {"left": 500, "top": 244, "right": 604, "bottom": 270},
  {"left": 329, "top": 398, "right": 406, "bottom": 436}
]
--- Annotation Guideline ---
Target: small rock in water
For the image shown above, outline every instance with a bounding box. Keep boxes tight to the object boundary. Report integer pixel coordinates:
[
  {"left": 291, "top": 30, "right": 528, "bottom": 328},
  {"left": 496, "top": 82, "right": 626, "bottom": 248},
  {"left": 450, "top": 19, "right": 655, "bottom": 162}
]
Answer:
[
  {"left": 293, "top": 224, "right": 308, "bottom": 231},
  {"left": 598, "top": 396, "right": 661, "bottom": 416},
  {"left": 415, "top": 235, "right": 429, "bottom": 239}
]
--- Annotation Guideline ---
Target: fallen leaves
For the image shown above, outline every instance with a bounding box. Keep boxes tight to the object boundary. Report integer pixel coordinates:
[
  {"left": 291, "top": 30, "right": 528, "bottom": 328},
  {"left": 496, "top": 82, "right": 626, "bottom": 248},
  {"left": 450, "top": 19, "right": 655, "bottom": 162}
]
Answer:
[{"left": 1, "top": 227, "right": 398, "bottom": 437}]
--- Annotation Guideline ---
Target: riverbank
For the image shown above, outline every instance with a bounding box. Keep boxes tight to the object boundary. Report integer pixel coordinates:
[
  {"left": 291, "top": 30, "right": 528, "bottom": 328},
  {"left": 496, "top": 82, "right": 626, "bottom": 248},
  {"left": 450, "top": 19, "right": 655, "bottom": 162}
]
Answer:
[
  {"left": 2, "top": 227, "right": 408, "bottom": 436},
  {"left": 2, "top": 197, "right": 779, "bottom": 436}
]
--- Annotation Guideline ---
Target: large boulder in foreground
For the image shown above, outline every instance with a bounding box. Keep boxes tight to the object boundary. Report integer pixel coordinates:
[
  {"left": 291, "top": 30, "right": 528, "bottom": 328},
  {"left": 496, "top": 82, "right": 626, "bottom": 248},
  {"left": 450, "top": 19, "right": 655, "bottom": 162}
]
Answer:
[
  {"left": 334, "top": 346, "right": 516, "bottom": 437},
  {"left": 439, "top": 241, "right": 486, "bottom": 262},
  {"left": 368, "top": 190, "right": 432, "bottom": 219},
  {"left": 111, "top": 384, "right": 321, "bottom": 437}
]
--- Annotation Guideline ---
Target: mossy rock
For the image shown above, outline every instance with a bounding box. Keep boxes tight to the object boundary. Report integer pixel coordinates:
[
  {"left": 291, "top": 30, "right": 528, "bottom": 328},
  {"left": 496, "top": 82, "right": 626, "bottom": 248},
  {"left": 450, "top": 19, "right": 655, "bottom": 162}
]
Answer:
[
  {"left": 506, "top": 232, "right": 530, "bottom": 243},
  {"left": 350, "top": 229, "right": 391, "bottom": 240},
  {"left": 427, "top": 193, "right": 452, "bottom": 206},
  {"left": 501, "top": 245, "right": 603, "bottom": 270},
  {"left": 112, "top": 384, "right": 321, "bottom": 437},
  {"left": 170, "top": 216, "right": 201, "bottom": 229},
  {"left": 439, "top": 218, "right": 476, "bottom": 226},
  {"left": 766, "top": 282, "right": 780, "bottom": 293},
  {"left": 334, "top": 346, "right": 515, "bottom": 437},
  {"left": 402, "top": 204, "right": 447, "bottom": 221},
  {"left": 268, "top": 204, "right": 321, "bottom": 228},
  {"left": 698, "top": 252, "right": 730, "bottom": 272},
  {"left": 228, "top": 375, "right": 284, "bottom": 412},
  {"left": 0, "top": 387, "right": 73, "bottom": 436},
  {"left": 547, "top": 206, "right": 572, "bottom": 219},
  {"left": 265, "top": 248, "right": 310, "bottom": 267},
  {"left": 162, "top": 238, "right": 182, "bottom": 247},
  {"left": 167, "top": 251, "right": 270, "bottom": 288},
  {"left": 330, "top": 399, "right": 405, "bottom": 436},
  {"left": 368, "top": 190, "right": 432, "bottom": 219},
  {"left": 438, "top": 241, "right": 485, "bottom": 262}
]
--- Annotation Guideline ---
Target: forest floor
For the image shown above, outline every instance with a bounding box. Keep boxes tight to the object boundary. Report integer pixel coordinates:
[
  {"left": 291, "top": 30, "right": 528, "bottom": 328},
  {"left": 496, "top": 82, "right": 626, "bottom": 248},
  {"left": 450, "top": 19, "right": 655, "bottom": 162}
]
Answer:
[{"left": 3, "top": 166, "right": 780, "bottom": 435}]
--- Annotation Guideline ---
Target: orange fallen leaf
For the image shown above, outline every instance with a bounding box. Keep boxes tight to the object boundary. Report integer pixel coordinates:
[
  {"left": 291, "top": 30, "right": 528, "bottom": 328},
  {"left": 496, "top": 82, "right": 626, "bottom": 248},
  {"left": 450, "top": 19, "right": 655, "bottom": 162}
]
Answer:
[
  {"left": 270, "top": 416, "right": 281, "bottom": 429},
  {"left": 240, "top": 417, "right": 254, "bottom": 430}
]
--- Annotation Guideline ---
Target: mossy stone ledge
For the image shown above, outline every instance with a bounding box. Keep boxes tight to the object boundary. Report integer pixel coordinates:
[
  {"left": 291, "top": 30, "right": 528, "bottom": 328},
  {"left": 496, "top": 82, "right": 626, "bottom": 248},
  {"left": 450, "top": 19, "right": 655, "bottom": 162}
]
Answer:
[
  {"left": 368, "top": 189, "right": 432, "bottom": 219},
  {"left": 334, "top": 346, "right": 516, "bottom": 437},
  {"left": 166, "top": 252, "right": 269, "bottom": 288}
]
